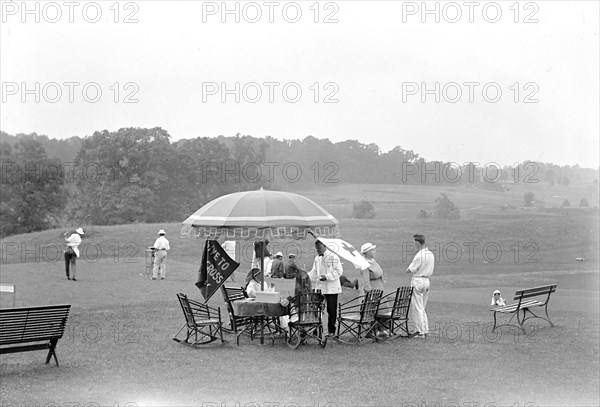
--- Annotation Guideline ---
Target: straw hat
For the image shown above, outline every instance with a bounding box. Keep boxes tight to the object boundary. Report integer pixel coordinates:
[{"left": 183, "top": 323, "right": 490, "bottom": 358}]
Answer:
[{"left": 360, "top": 242, "right": 376, "bottom": 254}]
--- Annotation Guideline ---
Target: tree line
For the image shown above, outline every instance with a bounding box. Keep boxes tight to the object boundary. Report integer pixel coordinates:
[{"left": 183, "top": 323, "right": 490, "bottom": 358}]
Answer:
[{"left": 0, "top": 128, "right": 598, "bottom": 237}]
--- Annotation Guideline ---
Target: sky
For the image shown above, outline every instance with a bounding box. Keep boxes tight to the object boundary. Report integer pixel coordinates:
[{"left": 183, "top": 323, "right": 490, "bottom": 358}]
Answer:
[{"left": 1, "top": 0, "right": 599, "bottom": 168}]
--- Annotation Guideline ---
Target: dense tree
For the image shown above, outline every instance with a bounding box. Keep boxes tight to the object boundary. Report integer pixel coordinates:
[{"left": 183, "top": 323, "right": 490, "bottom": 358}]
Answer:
[
  {"left": 0, "top": 136, "right": 66, "bottom": 236},
  {"left": 70, "top": 127, "right": 177, "bottom": 225},
  {"left": 1, "top": 129, "right": 599, "bottom": 237}
]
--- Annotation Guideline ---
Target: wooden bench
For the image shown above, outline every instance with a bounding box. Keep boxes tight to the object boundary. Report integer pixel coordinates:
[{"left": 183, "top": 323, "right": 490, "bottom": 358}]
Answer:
[
  {"left": 0, "top": 304, "right": 71, "bottom": 366},
  {"left": 491, "top": 284, "right": 557, "bottom": 334}
]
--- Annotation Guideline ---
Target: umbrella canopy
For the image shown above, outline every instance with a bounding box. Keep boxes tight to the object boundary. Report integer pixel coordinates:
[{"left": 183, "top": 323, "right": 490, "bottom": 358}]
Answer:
[{"left": 180, "top": 189, "right": 340, "bottom": 240}]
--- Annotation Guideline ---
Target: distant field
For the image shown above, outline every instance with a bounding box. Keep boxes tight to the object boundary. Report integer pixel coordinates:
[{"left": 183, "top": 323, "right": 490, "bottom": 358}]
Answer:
[
  {"left": 1, "top": 183, "right": 598, "bottom": 405},
  {"left": 2, "top": 183, "right": 597, "bottom": 277}
]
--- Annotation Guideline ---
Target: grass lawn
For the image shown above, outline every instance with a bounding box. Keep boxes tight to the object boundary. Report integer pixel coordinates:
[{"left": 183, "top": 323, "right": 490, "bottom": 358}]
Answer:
[
  {"left": 1, "top": 183, "right": 599, "bottom": 406},
  {"left": 1, "top": 256, "right": 598, "bottom": 406}
]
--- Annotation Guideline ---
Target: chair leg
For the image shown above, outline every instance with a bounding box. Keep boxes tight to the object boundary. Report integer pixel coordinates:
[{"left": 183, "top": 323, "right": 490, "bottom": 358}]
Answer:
[{"left": 219, "top": 323, "right": 225, "bottom": 344}]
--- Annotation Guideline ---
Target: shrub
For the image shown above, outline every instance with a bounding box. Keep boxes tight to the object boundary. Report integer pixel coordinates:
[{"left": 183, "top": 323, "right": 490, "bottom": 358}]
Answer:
[
  {"left": 524, "top": 191, "right": 535, "bottom": 207},
  {"left": 580, "top": 198, "right": 589, "bottom": 207},
  {"left": 433, "top": 193, "right": 460, "bottom": 220},
  {"left": 562, "top": 199, "right": 570, "bottom": 207},
  {"left": 352, "top": 200, "right": 376, "bottom": 219}
]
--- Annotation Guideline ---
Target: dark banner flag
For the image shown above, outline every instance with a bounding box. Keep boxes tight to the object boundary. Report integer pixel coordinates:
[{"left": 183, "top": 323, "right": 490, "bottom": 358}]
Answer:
[{"left": 196, "top": 240, "right": 239, "bottom": 302}]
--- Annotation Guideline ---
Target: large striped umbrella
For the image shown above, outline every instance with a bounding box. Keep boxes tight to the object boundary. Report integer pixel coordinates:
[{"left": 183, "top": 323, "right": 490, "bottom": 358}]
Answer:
[
  {"left": 180, "top": 189, "right": 340, "bottom": 241},
  {"left": 181, "top": 189, "right": 340, "bottom": 291}
]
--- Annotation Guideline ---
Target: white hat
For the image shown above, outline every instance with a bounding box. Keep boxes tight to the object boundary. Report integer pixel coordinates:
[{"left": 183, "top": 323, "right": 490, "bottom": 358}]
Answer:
[
  {"left": 360, "top": 242, "right": 376, "bottom": 254},
  {"left": 275, "top": 252, "right": 283, "bottom": 257},
  {"left": 493, "top": 290, "right": 501, "bottom": 295},
  {"left": 158, "top": 229, "right": 166, "bottom": 235},
  {"left": 288, "top": 253, "right": 296, "bottom": 258},
  {"left": 75, "top": 228, "right": 84, "bottom": 235}
]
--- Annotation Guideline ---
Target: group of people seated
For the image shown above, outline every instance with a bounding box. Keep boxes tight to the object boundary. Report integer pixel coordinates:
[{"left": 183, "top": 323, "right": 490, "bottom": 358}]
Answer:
[
  {"left": 243, "top": 239, "right": 389, "bottom": 338},
  {"left": 251, "top": 241, "right": 361, "bottom": 290}
]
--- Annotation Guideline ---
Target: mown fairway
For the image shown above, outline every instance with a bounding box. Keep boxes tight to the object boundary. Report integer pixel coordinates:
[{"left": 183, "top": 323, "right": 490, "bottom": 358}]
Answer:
[{"left": 1, "top": 183, "right": 598, "bottom": 406}]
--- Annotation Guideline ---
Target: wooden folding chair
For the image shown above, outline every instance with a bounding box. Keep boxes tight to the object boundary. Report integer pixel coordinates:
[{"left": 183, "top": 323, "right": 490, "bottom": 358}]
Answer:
[
  {"left": 335, "top": 289, "right": 383, "bottom": 344},
  {"left": 287, "top": 290, "right": 327, "bottom": 349},
  {"left": 172, "top": 293, "right": 226, "bottom": 346},
  {"left": 376, "top": 286, "right": 413, "bottom": 339},
  {"left": 221, "top": 286, "right": 253, "bottom": 334}
]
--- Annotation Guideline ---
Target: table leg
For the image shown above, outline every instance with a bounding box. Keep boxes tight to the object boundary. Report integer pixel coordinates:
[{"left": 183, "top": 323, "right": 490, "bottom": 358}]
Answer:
[{"left": 259, "top": 316, "right": 265, "bottom": 345}]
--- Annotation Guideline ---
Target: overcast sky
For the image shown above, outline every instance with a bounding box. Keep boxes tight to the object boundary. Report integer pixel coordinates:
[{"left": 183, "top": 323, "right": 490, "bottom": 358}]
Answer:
[{"left": 1, "top": 0, "right": 598, "bottom": 168}]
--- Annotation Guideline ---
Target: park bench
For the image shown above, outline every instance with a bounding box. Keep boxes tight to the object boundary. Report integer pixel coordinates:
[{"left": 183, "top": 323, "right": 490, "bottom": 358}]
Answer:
[
  {"left": 490, "top": 284, "right": 557, "bottom": 334},
  {"left": 0, "top": 304, "right": 71, "bottom": 366}
]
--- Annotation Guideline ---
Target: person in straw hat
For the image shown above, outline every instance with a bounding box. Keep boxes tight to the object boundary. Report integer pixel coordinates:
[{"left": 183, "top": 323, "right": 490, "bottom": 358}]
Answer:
[
  {"left": 359, "top": 242, "right": 384, "bottom": 294},
  {"left": 360, "top": 242, "right": 388, "bottom": 337},
  {"left": 63, "top": 227, "right": 84, "bottom": 281},
  {"left": 152, "top": 229, "right": 170, "bottom": 280}
]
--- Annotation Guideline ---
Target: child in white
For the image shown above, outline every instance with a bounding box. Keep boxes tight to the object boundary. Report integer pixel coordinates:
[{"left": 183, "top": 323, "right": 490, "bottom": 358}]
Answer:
[{"left": 490, "top": 290, "right": 506, "bottom": 306}]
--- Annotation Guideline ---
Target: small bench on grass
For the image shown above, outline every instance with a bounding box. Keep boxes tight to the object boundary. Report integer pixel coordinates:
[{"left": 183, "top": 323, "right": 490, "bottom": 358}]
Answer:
[
  {"left": 0, "top": 304, "right": 71, "bottom": 366},
  {"left": 491, "top": 284, "right": 557, "bottom": 334}
]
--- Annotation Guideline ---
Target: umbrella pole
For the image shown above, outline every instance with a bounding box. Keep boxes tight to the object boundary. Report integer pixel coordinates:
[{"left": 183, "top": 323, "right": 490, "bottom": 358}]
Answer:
[{"left": 260, "top": 240, "right": 265, "bottom": 291}]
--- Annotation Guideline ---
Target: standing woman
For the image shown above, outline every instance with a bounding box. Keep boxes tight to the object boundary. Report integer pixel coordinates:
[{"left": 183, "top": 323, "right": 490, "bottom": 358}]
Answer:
[
  {"left": 359, "top": 242, "right": 384, "bottom": 294},
  {"left": 360, "top": 242, "right": 388, "bottom": 337}
]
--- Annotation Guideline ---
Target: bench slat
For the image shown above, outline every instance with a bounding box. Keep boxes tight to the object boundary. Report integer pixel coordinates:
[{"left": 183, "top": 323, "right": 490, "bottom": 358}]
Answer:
[
  {"left": 514, "top": 284, "right": 557, "bottom": 300},
  {"left": 1, "top": 326, "right": 66, "bottom": 336},
  {"left": 492, "top": 300, "right": 541, "bottom": 313},
  {"left": 1, "top": 336, "right": 65, "bottom": 345},
  {"left": 1, "top": 316, "right": 68, "bottom": 323},
  {"left": 0, "top": 304, "right": 70, "bottom": 312},
  {"left": 0, "top": 310, "right": 69, "bottom": 321},
  {"left": 0, "top": 343, "right": 51, "bottom": 354}
]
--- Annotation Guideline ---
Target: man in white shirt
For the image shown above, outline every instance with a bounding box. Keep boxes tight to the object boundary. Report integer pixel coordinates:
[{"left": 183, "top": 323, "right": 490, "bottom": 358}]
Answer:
[
  {"left": 309, "top": 239, "right": 344, "bottom": 337},
  {"left": 406, "top": 234, "right": 435, "bottom": 337},
  {"left": 64, "top": 228, "right": 84, "bottom": 281},
  {"left": 152, "top": 229, "right": 170, "bottom": 280}
]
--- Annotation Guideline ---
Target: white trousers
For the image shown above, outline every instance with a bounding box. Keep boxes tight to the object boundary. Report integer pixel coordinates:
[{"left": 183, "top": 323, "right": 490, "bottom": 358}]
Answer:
[
  {"left": 153, "top": 250, "right": 167, "bottom": 278},
  {"left": 409, "top": 277, "right": 430, "bottom": 334}
]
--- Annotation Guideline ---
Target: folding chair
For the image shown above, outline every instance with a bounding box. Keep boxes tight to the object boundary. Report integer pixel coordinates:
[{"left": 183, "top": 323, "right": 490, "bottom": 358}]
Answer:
[
  {"left": 335, "top": 289, "right": 383, "bottom": 344},
  {"left": 221, "top": 286, "right": 253, "bottom": 334},
  {"left": 172, "top": 293, "right": 226, "bottom": 346},
  {"left": 376, "top": 286, "right": 413, "bottom": 339},
  {"left": 287, "top": 290, "right": 327, "bottom": 349}
]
